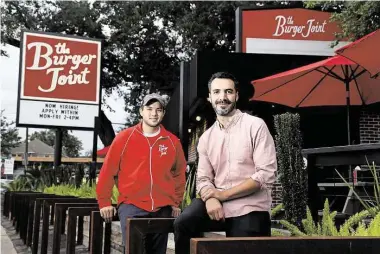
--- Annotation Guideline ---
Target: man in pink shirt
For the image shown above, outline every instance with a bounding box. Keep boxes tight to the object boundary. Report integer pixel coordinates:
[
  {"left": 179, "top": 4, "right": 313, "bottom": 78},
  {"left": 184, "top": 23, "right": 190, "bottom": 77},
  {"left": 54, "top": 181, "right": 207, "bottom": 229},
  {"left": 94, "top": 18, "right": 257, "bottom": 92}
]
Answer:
[{"left": 173, "top": 72, "right": 277, "bottom": 254}]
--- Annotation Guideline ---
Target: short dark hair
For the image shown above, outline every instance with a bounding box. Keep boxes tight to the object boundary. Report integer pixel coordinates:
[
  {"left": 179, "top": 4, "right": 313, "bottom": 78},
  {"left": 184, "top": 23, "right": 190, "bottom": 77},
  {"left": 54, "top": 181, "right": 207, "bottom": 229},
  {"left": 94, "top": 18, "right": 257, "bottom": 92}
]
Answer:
[{"left": 207, "top": 72, "right": 239, "bottom": 92}]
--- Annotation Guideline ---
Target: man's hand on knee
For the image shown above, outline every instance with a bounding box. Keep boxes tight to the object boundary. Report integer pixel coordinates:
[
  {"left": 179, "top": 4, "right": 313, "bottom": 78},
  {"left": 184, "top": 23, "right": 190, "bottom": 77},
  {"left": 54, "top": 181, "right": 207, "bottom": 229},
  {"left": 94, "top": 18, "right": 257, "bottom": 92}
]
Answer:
[
  {"left": 171, "top": 206, "right": 181, "bottom": 218},
  {"left": 100, "top": 206, "right": 116, "bottom": 223},
  {"left": 205, "top": 198, "right": 225, "bottom": 221}
]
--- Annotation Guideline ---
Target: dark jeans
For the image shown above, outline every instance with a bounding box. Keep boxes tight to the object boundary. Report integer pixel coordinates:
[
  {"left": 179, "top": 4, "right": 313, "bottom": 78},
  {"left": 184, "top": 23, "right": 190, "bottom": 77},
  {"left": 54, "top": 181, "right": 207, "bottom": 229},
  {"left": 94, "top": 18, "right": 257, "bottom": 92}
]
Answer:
[
  {"left": 173, "top": 198, "right": 271, "bottom": 254},
  {"left": 118, "top": 203, "right": 172, "bottom": 254}
]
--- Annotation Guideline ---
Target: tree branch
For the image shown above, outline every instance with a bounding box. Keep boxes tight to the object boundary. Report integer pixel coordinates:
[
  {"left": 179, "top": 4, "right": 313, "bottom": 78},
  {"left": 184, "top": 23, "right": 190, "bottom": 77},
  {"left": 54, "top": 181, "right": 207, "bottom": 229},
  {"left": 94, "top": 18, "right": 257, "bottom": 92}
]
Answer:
[{"left": 9, "top": 1, "right": 32, "bottom": 30}]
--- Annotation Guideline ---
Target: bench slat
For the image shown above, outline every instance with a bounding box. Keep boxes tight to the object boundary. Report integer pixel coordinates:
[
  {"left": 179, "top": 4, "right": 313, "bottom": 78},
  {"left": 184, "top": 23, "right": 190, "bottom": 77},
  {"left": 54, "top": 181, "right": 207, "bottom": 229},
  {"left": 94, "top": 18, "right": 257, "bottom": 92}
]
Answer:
[{"left": 190, "top": 237, "right": 380, "bottom": 254}]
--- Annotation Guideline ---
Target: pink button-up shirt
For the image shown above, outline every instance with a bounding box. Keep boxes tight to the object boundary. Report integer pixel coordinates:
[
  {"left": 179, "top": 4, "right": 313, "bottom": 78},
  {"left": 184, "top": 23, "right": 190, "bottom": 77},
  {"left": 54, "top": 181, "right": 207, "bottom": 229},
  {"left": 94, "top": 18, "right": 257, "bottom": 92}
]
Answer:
[{"left": 196, "top": 110, "right": 277, "bottom": 218}]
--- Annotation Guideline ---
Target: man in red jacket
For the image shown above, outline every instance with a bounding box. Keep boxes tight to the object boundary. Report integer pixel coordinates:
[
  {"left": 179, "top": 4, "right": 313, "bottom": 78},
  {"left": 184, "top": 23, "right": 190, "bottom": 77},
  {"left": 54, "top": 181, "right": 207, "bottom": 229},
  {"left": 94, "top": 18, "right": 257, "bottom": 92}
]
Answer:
[{"left": 96, "top": 93, "right": 187, "bottom": 254}]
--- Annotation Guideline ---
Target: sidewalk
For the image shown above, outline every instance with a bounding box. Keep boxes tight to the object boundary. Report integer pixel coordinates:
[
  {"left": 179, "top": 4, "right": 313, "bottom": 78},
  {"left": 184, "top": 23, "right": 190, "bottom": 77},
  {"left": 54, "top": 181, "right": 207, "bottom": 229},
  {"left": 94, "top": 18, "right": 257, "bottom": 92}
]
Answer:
[{"left": 1, "top": 225, "right": 17, "bottom": 254}]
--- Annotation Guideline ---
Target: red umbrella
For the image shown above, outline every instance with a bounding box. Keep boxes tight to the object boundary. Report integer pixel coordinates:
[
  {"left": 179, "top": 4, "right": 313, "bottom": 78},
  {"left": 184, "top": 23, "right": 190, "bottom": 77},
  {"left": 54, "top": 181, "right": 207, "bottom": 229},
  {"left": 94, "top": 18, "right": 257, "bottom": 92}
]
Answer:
[
  {"left": 335, "top": 29, "right": 380, "bottom": 78},
  {"left": 251, "top": 55, "right": 380, "bottom": 144},
  {"left": 97, "top": 146, "right": 110, "bottom": 157}
]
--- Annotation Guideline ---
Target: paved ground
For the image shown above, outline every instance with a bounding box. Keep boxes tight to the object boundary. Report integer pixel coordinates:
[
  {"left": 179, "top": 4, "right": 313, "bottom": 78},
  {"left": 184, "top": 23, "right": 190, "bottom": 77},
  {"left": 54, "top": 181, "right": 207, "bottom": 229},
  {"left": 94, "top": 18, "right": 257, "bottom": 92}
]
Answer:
[
  {"left": 1, "top": 225, "right": 17, "bottom": 254},
  {"left": 2, "top": 217, "right": 34, "bottom": 254}
]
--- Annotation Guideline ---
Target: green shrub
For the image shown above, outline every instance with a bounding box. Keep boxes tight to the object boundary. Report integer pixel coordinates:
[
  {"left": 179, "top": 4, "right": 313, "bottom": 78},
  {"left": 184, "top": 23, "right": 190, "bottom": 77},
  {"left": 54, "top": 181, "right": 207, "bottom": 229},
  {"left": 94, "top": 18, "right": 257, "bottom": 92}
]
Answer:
[
  {"left": 274, "top": 113, "right": 307, "bottom": 227},
  {"left": 270, "top": 203, "right": 284, "bottom": 218},
  {"left": 181, "top": 162, "right": 197, "bottom": 211},
  {"left": 1, "top": 174, "right": 33, "bottom": 191},
  {"left": 280, "top": 199, "right": 380, "bottom": 236},
  {"left": 42, "top": 182, "right": 119, "bottom": 204},
  {"left": 1, "top": 173, "right": 42, "bottom": 191}
]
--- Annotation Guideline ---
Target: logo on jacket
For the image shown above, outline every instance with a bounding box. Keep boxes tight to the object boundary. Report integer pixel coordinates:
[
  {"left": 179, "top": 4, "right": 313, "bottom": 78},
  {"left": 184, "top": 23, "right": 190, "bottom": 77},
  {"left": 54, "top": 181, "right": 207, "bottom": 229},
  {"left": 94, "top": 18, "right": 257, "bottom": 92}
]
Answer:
[{"left": 158, "top": 144, "right": 168, "bottom": 157}]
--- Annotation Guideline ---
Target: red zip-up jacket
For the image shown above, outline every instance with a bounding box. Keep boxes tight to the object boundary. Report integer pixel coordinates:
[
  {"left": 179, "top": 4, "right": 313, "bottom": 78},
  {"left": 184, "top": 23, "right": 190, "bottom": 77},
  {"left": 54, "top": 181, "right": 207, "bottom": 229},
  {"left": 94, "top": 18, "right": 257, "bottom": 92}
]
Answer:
[{"left": 96, "top": 123, "right": 187, "bottom": 211}]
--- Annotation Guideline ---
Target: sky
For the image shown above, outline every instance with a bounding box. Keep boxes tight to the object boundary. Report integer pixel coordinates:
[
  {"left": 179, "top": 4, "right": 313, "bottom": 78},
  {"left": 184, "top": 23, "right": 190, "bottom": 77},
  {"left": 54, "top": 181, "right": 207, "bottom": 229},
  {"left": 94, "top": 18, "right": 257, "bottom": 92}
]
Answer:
[{"left": 1, "top": 44, "right": 127, "bottom": 155}]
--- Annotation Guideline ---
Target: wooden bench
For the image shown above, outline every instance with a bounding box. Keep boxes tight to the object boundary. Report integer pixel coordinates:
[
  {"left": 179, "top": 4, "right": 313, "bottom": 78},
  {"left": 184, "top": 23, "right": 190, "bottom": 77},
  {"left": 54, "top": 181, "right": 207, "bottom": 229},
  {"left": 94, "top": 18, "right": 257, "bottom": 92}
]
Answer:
[
  {"left": 66, "top": 206, "right": 101, "bottom": 254},
  {"left": 8, "top": 191, "right": 36, "bottom": 226},
  {"left": 89, "top": 213, "right": 180, "bottom": 254},
  {"left": 52, "top": 203, "right": 98, "bottom": 254},
  {"left": 2, "top": 190, "right": 10, "bottom": 217},
  {"left": 33, "top": 197, "right": 95, "bottom": 254},
  {"left": 125, "top": 218, "right": 225, "bottom": 254},
  {"left": 89, "top": 210, "right": 119, "bottom": 254},
  {"left": 190, "top": 237, "right": 380, "bottom": 254},
  {"left": 21, "top": 193, "right": 57, "bottom": 245},
  {"left": 126, "top": 218, "right": 175, "bottom": 254},
  {"left": 6, "top": 192, "right": 69, "bottom": 248},
  {"left": 40, "top": 198, "right": 97, "bottom": 254}
]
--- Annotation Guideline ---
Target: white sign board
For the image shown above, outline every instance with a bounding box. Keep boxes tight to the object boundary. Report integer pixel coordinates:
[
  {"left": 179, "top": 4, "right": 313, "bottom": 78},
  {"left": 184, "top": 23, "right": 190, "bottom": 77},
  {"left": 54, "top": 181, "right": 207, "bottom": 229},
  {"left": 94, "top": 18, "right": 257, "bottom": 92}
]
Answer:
[
  {"left": 18, "top": 100, "right": 99, "bottom": 128},
  {"left": 4, "top": 159, "right": 15, "bottom": 175},
  {"left": 16, "top": 31, "right": 101, "bottom": 130}
]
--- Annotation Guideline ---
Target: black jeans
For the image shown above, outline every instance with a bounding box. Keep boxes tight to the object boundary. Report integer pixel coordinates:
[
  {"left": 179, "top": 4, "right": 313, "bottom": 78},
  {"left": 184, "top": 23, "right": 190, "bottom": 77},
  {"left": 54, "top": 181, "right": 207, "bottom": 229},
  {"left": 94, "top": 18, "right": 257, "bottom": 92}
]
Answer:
[
  {"left": 118, "top": 203, "right": 172, "bottom": 254},
  {"left": 173, "top": 198, "right": 271, "bottom": 254}
]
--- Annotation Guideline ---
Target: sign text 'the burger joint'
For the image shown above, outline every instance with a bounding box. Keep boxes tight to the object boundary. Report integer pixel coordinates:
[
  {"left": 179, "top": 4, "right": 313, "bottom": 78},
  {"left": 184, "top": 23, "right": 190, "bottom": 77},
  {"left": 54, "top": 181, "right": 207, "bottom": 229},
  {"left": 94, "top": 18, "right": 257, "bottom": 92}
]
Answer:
[
  {"left": 273, "top": 15, "right": 328, "bottom": 38},
  {"left": 26, "top": 42, "right": 97, "bottom": 93}
]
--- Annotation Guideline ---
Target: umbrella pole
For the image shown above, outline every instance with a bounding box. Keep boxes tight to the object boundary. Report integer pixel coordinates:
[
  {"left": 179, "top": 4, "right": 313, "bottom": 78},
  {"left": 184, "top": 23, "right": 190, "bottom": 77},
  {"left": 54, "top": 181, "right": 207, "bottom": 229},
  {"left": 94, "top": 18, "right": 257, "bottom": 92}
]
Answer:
[
  {"left": 346, "top": 78, "right": 356, "bottom": 203},
  {"left": 345, "top": 80, "right": 351, "bottom": 145}
]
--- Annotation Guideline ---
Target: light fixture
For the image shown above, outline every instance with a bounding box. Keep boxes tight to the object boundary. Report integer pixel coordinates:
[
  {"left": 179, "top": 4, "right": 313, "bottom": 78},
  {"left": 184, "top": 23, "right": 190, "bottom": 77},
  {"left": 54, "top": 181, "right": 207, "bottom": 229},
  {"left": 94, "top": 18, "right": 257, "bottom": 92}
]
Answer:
[
  {"left": 195, "top": 116, "right": 201, "bottom": 121},
  {"left": 188, "top": 129, "right": 192, "bottom": 133}
]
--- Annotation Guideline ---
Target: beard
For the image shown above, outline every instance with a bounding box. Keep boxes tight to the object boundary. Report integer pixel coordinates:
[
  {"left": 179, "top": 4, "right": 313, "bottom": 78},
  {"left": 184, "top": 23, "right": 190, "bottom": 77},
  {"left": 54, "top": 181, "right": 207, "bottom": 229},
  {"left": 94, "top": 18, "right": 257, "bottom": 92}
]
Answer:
[
  {"left": 142, "top": 118, "right": 161, "bottom": 128},
  {"left": 212, "top": 99, "right": 236, "bottom": 116}
]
